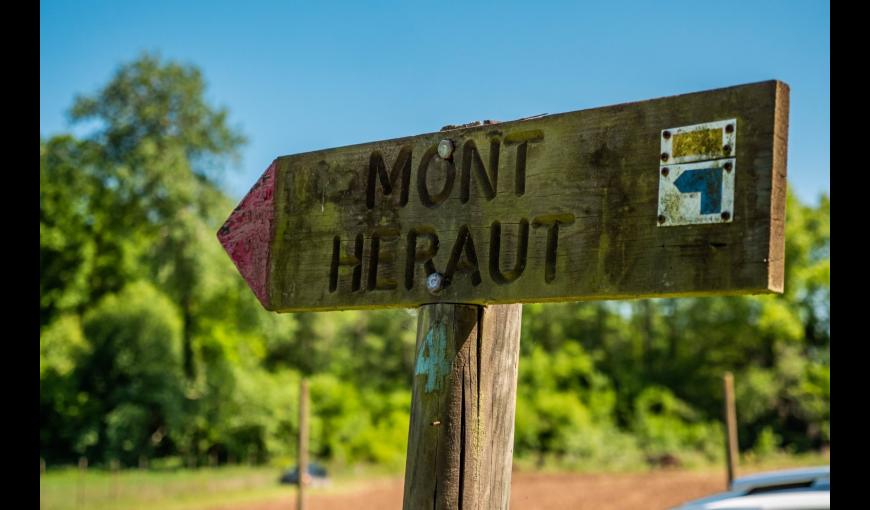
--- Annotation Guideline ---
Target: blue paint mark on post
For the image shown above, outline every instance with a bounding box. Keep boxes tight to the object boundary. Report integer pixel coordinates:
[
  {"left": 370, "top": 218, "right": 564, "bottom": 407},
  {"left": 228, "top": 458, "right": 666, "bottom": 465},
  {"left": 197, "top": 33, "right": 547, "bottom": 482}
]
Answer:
[
  {"left": 414, "top": 322, "right": 451, "bottom": 393},
  {"left": 674, "top": 167, "right": 724, "bottom": 214}
]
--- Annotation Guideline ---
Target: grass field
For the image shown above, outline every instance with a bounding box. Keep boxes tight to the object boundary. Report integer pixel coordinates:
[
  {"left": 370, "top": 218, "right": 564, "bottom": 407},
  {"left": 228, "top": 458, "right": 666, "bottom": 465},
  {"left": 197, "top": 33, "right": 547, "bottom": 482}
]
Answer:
[
  {"left": 39, "top": 452, "right": 829, "bottom": 510},
  {"left": 39, "top": 465, "right": 290, "bottom": 510}
]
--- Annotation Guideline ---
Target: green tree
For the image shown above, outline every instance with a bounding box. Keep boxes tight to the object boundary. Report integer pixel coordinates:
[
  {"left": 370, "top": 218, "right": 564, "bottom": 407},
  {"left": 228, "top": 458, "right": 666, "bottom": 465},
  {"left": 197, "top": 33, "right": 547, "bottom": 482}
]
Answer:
[
  {"left": 40, "top": 136, "right": 140, "bottom": 326},
  {"left": 67, "top": 53, "right": 246, "bottom": 381},
  {"left": 40, "top": 53, "right": 259, "bottom": 465},
  {"left": 68, "top": 282, "right": 185, "bottom": 465}
]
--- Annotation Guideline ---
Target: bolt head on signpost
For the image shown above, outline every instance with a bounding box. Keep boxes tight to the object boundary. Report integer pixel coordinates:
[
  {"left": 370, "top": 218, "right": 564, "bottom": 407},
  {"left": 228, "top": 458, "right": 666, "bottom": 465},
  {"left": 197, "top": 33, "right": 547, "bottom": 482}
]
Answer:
[
  {"left": 426, "top": 272, "right": 445, "bottom": 294},
  {"left": 437, "top": 139, "right": 454, "bottom": 159}
]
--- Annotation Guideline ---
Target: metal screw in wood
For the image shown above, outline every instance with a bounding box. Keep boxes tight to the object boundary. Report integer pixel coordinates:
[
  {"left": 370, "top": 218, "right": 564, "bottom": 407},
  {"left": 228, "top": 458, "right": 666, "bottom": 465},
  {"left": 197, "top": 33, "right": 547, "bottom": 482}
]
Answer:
[{"left": 437, "top": 139, "right": 454, "bottom": 159}]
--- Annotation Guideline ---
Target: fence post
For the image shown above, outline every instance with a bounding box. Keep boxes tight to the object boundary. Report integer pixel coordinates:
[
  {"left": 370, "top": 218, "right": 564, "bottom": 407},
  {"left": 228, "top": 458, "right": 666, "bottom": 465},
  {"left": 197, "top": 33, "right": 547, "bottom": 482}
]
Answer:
[
  {"left": 298, "top": 377, "right": 310, "bottom": 510},
  {"left": 111, "top": 459, "right": 120, "bottom": 502},
  {"left": 723, "top": 372, "right": 739, "bottom": 488},
  {"left": 76, "top": 456, "right": 88, "bottom": 509}
]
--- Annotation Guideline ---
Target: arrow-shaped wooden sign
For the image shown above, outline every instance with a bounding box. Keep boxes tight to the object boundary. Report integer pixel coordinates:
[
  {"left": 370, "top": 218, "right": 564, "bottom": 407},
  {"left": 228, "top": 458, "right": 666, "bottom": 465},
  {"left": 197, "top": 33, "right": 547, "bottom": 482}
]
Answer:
[{"left": 218, "top": 80, "right": 788, "bottom": 312}]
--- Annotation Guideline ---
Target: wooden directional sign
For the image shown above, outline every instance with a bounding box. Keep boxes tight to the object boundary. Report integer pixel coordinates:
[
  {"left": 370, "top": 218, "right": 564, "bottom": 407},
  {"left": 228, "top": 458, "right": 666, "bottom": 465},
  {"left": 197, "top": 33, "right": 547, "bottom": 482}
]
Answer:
[{"left": 218, "top": 80, "right": 788, "bottom": 312}]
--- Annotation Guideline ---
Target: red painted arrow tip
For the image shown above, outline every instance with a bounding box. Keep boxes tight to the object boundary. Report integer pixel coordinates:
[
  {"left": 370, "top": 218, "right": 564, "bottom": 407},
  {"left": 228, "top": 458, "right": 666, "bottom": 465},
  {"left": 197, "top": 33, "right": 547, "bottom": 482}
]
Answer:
[{"left": 217, "top": 161, "right": 277, "bottom": 308}]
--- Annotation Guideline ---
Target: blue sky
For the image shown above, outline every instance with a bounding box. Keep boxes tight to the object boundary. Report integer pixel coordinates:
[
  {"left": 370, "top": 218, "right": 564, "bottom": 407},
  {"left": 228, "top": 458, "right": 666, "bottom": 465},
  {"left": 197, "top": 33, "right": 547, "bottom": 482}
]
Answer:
[{"left": 41, "top": 0, "right": 829, "bottom": 204}]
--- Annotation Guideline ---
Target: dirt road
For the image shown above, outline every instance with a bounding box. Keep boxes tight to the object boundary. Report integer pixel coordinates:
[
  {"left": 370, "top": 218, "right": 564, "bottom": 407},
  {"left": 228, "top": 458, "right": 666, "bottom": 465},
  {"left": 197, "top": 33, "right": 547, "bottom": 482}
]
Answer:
[{"left": 208, "top": 469, "right": 727, "bottom": 510}]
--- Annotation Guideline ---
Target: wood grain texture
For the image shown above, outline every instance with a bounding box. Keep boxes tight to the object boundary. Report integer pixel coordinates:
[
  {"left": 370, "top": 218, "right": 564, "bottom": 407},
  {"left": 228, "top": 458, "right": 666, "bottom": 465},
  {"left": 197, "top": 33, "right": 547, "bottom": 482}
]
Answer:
[
  {"left": 219, "top": 81, "right": 789, "bottom": 312},
  {"left": 768, "top": 81, "right": 790, "bottom": 293},
  {"left": 403, "top": 303, "right": 522, "bottom": 510}
]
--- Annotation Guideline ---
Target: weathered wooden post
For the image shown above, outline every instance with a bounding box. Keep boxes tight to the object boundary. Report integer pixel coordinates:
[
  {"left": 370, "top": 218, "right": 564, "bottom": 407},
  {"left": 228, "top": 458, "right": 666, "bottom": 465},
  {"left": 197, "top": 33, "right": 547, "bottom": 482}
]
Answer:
[
  {"left": 724, "top": 371, "right": 739, "bottom": 488},
  {"left": 297, "top": 377, "right": 309, "bottom": 510},
  {"left": 218, "top": 80, "right": 789, "bottom": 509},
  {"left": 110, "top": 458, "right": 120, "bottom": 502},
  {"left": 77, "top": 456, "right": 87, "bottom": 509},
  {"left": 403, "top": 303, "right": 522, "bottom": 508}
]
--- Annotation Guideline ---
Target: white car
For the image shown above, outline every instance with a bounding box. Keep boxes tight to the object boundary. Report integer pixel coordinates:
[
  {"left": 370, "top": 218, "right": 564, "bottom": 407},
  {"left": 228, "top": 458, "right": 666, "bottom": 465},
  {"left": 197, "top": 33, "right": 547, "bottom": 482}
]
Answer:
[{"left": 670, "top": 466, "right": 829, "bottom": 510}]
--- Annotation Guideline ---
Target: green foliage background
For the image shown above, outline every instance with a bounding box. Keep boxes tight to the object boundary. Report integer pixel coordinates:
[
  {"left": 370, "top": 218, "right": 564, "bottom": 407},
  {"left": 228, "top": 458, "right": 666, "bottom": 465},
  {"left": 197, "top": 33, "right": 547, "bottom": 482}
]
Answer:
[{"left": 40, "top": 54, "right": 830, "bottom": 470}]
